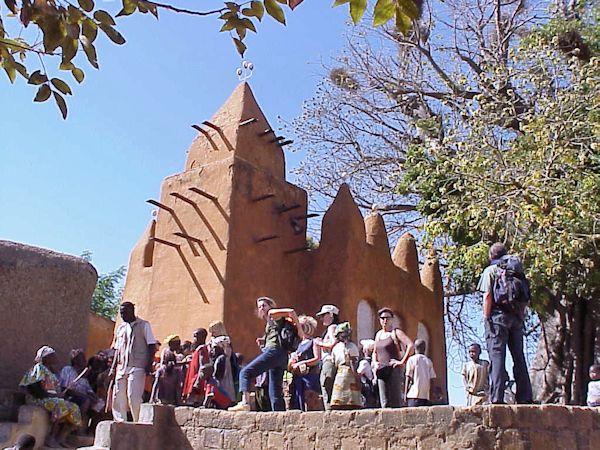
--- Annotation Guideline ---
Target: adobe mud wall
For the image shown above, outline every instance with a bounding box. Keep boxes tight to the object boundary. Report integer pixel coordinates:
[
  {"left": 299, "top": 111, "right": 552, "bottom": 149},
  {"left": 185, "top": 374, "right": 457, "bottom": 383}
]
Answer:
[
  {"left": 0, "top": 240, "right": 97, "bottom": 389},
  {"left": 121, "top": 82, "right": 447, "bottom": 400},
  {"left": 87, "top": 404, "right": 600, "bottom": 450}
]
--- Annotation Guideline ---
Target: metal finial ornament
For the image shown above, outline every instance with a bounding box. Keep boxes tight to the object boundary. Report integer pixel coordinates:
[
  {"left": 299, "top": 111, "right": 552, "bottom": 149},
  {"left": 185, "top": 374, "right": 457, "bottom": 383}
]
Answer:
[{"left": 237, "top": 60, "right": 254, "bottom": 81}]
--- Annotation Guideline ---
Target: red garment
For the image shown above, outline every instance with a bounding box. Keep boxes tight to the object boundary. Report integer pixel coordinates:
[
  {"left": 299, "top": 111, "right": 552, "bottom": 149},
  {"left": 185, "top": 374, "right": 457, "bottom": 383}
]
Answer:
[
  {"left": 204, "top": 379, "right": 232, "bottom": 409},
  {"left": 183, "top": 345, "right": 209, "bottom": 397}
]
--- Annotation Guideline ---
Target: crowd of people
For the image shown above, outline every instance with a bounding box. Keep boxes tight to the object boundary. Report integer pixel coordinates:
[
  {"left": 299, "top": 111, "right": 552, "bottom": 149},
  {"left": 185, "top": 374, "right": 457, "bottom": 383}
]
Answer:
[{"left": 14, "top": 242, "right": 600, "bottom": 447}]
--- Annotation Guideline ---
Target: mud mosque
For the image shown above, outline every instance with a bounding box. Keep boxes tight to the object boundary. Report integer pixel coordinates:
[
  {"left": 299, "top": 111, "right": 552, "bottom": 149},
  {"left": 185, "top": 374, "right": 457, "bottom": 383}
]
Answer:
[{"left": 121, "top": 82, "right": 448, "bottom": 400}]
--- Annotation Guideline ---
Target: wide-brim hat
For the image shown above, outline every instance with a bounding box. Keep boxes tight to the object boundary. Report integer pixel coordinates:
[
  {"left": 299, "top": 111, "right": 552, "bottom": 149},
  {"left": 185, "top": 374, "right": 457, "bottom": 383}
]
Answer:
[{"left": 316, "top": 304, "right": 339, "bottom": 316}]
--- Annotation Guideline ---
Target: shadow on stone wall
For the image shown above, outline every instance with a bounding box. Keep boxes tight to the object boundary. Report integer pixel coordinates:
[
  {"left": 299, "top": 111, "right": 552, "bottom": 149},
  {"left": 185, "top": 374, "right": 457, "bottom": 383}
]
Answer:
[{"left": 83, "top": 404, "right": 600, "bottom": 450}]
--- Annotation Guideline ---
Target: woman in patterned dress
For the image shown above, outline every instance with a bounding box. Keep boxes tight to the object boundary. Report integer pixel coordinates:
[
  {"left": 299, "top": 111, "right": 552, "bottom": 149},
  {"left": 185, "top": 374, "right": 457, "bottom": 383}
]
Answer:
[
  {"left": 330, "top": 323, "right": 362, "bottom": 410},
  {"left": 20, "top": 346, "right": 82, "bottom": 448}
]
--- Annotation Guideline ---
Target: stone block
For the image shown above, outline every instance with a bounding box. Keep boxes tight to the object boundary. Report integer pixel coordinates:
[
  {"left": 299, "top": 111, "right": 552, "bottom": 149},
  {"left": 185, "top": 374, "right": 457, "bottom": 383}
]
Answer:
[
  {"left": 353, "top": 409, "right": 380, "bottom": 427},
  {"left": 416, "top": 435, "right": 444, "bottom": 450},
  {"left": 174, "top": 406, "right": 194, "bottom": 426},
  {"left": 203, "top": 428, "right": 224, "bottom": 449},
  {"left": 340, "top": 436, "right": 362, "bottom": 449},
  {"left": 568, "top": 406, "right": 593, "bottom": 431},
  {"left": 427, "top": 406, "right": 454, "bottom": 424},
  {"left": 257, "top": 412, "right": 284, "bottom": 431},
  {"left": 138, "top": 404, "right": 175, "bottom": 425},
  {"left": 267, "top": 431, "right": 285, "bottom": 449},
  {"left": 400, "top": 407, "right": 429, "bottom": 426},
  {"left": 498, "top": 429, "right": 528, "bottom": 450},
  {"left": 315, "top": 430, "right": 341, "bottom": 450},
  {"left": 452, "top": 407, "right": 484, "bottom": 425},
  {"left": 362, "top": 436, "right": 387, "bottom": 450},
  {"left": 552, "top": 430, "right": 577, "bottom": 449},
  {"left": 539, "top": 404, "right": 570, "bottom": 429},
  {"left": 214, "top": 411, "right": 235, "bottom": 429},
  {"left": 484, "top": 405, "right": 515, "bottom": 428},
  {"left": 287, "top": 434, "right": 317, "bottom": 450},
  {"left": 327, "top": 411, "right": 355, "bottom": 427},
  {"left": 513, "top": 405, "right": 542, "bottom": 429},
  {"left": 232, "top": 411, "right": 257, "bottom": 429},
  {"left": 283, "top": 410, "right": 304, "bottom": 427},
  {"left": 304, "top": 411, "right": 325, "bottom": 429},
  {"left": 222, "top": 430, "right": 244, "bottom": 449}
]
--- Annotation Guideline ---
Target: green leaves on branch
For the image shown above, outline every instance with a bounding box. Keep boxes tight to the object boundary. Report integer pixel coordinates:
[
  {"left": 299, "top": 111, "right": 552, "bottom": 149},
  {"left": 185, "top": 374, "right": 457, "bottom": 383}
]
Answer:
[
  {"left": 334, "top": 0, "right": 422, "bottom": 33},
  {"left": 30, "top": 75, "right": 71, "bottom": 118}
]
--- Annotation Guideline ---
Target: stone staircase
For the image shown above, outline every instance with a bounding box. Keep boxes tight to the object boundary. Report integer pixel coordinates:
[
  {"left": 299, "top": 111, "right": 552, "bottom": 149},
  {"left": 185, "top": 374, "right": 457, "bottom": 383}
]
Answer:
[{"left": 0, "top": 404, "right": 49, "bottom": 450}]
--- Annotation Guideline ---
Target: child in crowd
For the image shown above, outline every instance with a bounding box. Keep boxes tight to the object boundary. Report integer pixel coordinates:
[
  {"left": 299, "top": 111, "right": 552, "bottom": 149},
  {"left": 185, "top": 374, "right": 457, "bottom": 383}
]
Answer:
[
  {"left": 152, "top": 348, "right": 183, "bottom": 405},
  {"left": 198, "top": 363, "right": 233, "bottom": 409},
  {"left": 461, "top": 343, "right": 489, "bottom": 406},
  {"left": 405, "top": 339, "right": 436, "bottom": 407},
  {"left": 358, "top": 339, "right": 379, "bottom": 408},
  {"left": 587, "top": 364, "right": 600, "bottom": 407},
  {"left": 330, "top": 322, "right": 362, "bottom": 410}
]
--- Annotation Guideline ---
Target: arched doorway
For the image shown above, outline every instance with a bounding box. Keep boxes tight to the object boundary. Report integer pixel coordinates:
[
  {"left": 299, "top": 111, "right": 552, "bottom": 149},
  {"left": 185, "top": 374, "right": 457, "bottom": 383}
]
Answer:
[
  {"left": 417, "top": 322, "right": 430, "bottom": 355},
  {"left": 357, "top": 300, "right": 376, "bottom": 342}
]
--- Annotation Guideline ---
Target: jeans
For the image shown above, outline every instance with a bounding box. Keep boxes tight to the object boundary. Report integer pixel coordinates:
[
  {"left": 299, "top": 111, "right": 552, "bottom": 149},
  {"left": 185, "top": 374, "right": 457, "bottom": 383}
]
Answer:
[
  {"left": 485, "top": 311, "right": 533, "bottom": 404},
  {"left": 289, "top": 372, "right": 321, "bottom": 411},
  {"left": 320, "top": 358, "right": 336, "bottom": 410},
  {"left": 377, "top": 366, "right": 403, "bottom": 408},
  {"left": 239, "top": 347, "right": 288, "bottom": 411}
]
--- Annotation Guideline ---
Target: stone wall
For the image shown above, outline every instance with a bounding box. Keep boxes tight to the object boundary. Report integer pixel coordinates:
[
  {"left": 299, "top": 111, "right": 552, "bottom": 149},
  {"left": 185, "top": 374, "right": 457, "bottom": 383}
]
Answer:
[
  {"left": 172, "top": 405, "right": 599, "bottom": 449},
  {"left": 0, "top": 240, "right": 97, "bottom": 389},
  {"left": 86, "top": 404, "right": 600, "bottom": 450}
]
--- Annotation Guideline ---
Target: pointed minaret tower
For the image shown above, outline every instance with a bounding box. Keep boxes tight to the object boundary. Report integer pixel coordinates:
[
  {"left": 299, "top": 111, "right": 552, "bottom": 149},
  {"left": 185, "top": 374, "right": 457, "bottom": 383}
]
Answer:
[
  {"left": 121, "top": 84, "right": 448, "bottom": 399},
  {"left": 121, "top": 83, "right": 307, "bottom": 359}
]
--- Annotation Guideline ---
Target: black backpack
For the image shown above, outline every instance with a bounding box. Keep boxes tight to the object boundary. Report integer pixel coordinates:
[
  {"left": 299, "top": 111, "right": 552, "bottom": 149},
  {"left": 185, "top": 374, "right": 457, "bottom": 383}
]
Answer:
[
  {"left": 493, "top": 255, "right": 530, "bottom": 313},
  {"left": 277, "top": 319, "right": 301, "bottom": 353}
]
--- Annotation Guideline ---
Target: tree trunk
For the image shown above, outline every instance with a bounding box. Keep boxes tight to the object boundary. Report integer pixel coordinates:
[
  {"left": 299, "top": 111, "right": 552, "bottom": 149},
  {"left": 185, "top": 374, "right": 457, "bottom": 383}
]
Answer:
[{"left": 532, "top": 294, "right": 599, "bottom": 405}]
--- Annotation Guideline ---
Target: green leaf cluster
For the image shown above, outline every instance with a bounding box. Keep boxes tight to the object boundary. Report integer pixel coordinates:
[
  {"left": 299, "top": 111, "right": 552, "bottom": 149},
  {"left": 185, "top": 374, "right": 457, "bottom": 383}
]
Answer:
[
  {"left": 400, "top": 17, "right": 600, "bottom": 309},
  {"left": 82, "top": 251, "right": 126, "bottom": 320},
  {"left": 334, "top": 0, "right": 421, "bottom": 34}
]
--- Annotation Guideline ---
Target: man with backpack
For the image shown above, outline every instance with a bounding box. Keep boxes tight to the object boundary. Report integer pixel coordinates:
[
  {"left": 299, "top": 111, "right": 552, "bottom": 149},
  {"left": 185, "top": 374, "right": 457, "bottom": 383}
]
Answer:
[{"left": 477, "top": 242, "right": 533, "bottom": 404}]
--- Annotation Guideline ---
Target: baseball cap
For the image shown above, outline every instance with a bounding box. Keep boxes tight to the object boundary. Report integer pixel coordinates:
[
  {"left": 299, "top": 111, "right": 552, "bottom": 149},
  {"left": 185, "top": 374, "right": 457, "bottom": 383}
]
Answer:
[{"left": 316, "top": 304, "right": 339, "bottom": 316}]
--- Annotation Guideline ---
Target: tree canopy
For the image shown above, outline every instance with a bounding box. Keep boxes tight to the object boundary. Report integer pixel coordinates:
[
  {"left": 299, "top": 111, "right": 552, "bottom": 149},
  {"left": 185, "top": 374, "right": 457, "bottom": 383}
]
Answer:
[
  {"left": 0, "top": 0, "right": 422, "bottom": 118},
  {"left": 291, "top": 0, "right": 599, "bottom": 403}
]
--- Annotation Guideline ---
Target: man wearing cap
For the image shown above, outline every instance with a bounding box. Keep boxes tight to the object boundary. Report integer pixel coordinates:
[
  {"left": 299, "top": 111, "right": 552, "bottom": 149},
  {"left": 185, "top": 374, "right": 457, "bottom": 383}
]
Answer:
[
  {"left": 314, "top": 304, "right": 341, "bottom": 410},
  {"left": 111, "top": 301, "right": 157, "bottom": 422}
]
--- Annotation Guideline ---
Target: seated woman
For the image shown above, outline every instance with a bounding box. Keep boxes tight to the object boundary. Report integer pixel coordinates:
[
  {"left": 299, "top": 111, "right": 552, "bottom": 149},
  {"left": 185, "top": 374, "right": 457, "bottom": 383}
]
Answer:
[
  {"left": 58, "top": 348, "right": 104, "bottom": 431},
  {"left": 330, "top": 323, "right": 362, "bottom": 410},
  {"left": 20, "top": 346, "right": 82, "bottom": 448},
  {"left": 289, "top": 315, "right": 322, "bottom": 411}
]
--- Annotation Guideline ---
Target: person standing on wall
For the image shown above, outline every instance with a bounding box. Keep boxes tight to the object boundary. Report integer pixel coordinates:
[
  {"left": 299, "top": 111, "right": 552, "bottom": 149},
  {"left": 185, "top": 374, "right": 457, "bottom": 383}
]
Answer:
[
  {"left": 314, "top": 304, "right": 341, "bottom": 410},
  {"left": 111, "top": 301, "right": 157, "bottom": 421},
  {"left": 462, "top": 343, "right": 489, "bottom": 406},
  {"left": 372, "top": 307, "right": 414, "bottom": 408},
  {"left": 477, "top": 242, "right": 533, "bottom": 404},
  {"left": 228, "top": 297, "right": 303, "bottom": 412}
]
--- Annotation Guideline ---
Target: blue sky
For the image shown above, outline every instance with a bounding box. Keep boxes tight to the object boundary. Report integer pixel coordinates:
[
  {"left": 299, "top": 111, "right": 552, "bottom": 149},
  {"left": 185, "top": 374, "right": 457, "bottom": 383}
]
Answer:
[{"left": 0, "top": 2, "right": 470, "bottom": 404}]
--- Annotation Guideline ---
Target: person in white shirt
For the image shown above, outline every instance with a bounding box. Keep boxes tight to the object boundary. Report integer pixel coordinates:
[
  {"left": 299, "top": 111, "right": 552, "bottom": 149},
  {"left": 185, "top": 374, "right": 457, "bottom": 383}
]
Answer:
[
  {"left": 587, "top": 364, "right": 600, "bottom": 407},
  {"left": 462, "top": 343, "right": 489, "bottom": 406},
  {"left": 110, "top": 301, "right": 157, "bottom": 422},
  {"left": 405, "top": 339, "right": 436, "bottom": 407}
]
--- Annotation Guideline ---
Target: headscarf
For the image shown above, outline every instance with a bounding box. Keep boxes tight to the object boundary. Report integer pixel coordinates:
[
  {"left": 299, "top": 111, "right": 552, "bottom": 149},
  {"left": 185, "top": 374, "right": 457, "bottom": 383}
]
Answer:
[
  {"left": 35, "top": 346, "right": 55, "bottom": 363},
  {"left": 334, "top": 322, "right": 352, "bottom": 339},
  {"left": 211, "top": 335, "right": 231, "bottom": 348},
  {"left": 164, "top": 334, "right": 180, "bottom": 345}
]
